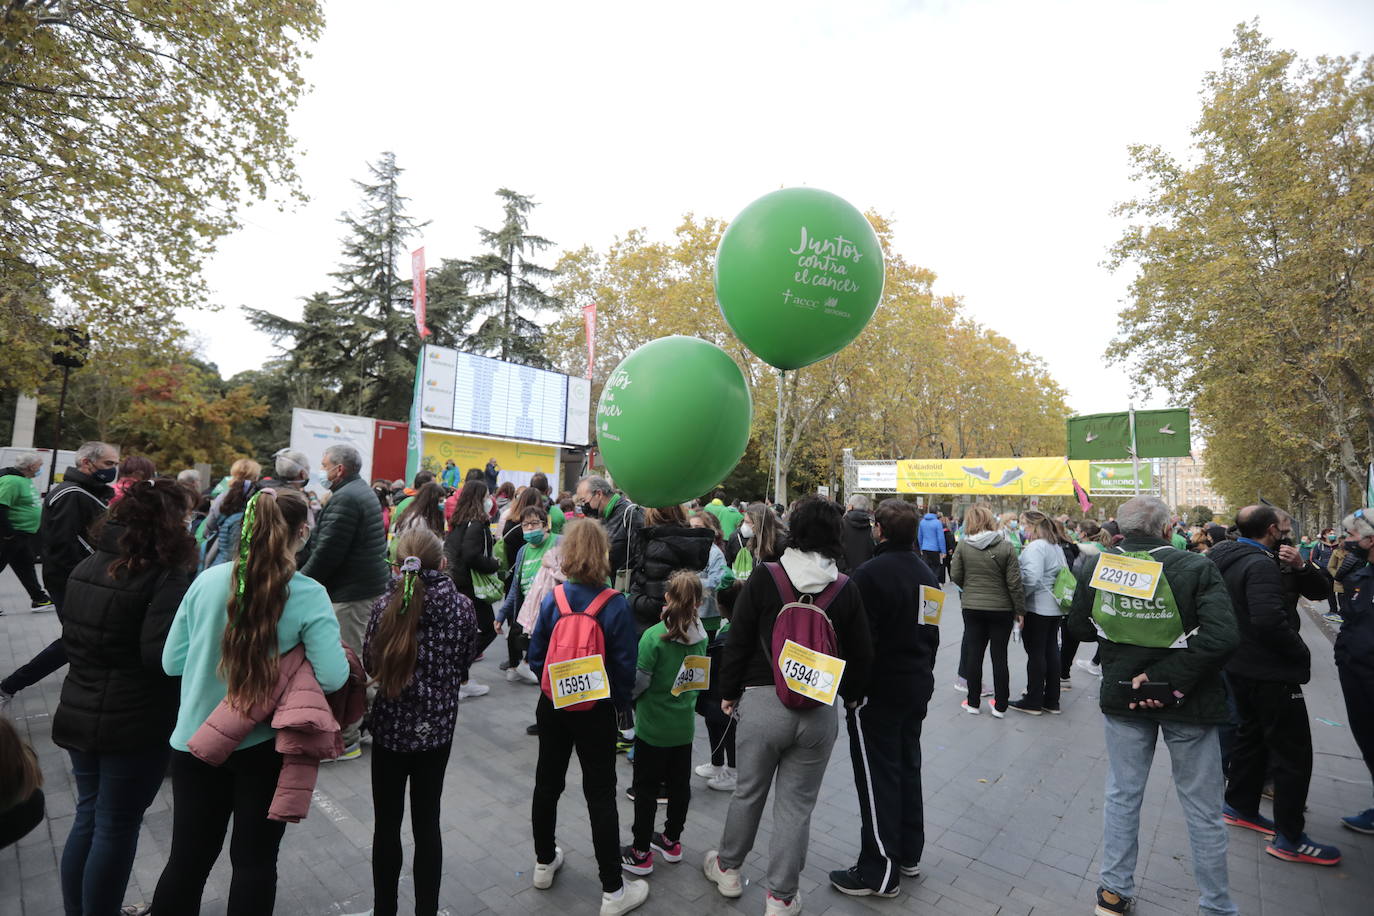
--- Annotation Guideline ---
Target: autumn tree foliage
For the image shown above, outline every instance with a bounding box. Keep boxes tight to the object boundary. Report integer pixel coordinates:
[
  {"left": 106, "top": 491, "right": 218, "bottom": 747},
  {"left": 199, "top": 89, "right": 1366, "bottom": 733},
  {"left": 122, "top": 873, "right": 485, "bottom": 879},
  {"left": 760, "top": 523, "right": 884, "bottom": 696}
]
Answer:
[{"left": 1109, "top": 23, "right": 1374, "bottom": 521}]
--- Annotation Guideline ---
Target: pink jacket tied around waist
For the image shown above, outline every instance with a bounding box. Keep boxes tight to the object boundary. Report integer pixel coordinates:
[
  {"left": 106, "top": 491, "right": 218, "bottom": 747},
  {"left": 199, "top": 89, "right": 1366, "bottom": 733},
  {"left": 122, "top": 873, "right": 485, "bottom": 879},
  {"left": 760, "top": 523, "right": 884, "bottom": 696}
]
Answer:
[{"left": 187, "top": 642, "right": 366, "bottom": 823}]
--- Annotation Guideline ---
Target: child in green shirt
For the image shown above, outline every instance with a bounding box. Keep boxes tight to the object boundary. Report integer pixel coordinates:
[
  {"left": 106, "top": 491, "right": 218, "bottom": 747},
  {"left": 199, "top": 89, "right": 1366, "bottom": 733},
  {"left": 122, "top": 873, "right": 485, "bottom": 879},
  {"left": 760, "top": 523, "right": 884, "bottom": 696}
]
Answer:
[{"left": 620, "top": 571, "right": 708, "bottom": 876}]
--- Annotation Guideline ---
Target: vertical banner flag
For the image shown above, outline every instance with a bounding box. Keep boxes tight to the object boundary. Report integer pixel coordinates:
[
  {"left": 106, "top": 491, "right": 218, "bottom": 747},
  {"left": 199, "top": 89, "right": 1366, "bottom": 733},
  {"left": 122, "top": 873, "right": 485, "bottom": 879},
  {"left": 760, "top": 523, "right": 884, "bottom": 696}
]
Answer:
[
  {"left": 405, "top": 345, "right": 425, "bottom": 484},
  {"left": 411, "top": 247, "right": 430, "bottom": 338},
  {"left": 582, "top": 303, "right": 596, "bottom": 380}
]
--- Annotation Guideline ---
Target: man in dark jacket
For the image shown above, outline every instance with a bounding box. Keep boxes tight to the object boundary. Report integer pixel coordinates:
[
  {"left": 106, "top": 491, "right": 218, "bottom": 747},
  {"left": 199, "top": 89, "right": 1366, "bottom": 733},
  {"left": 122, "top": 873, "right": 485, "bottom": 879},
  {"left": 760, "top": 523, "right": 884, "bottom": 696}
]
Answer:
[
  {"left": 299, "top": 443, "right": 389, "bottom": 756},
  {"left": 0, "top": 453, "right": 52, "bottom": 609},
  {"left": 1209, "top": 504, "right": 1341, "bottom": 866},
  {"left": 839, "top": 495, "right": 874, "bottom": 573},
  {"left": 575, "top": 474, "right": 643, "bottom": 589},
  {"left": 1067, "top": 496, "right": 1240, "bottom": 916},
  {"left": 626, "top": 512, "right": 713, "bottom": 635},
  {"left": 1332, "top": 509, "right": 1374, "bottom": 833},
  {"left": 829, "top": 499, "right": 939, "bottom": 898},
  {"left": 0, "top": 442, "right": 118, "bottom": 709}
]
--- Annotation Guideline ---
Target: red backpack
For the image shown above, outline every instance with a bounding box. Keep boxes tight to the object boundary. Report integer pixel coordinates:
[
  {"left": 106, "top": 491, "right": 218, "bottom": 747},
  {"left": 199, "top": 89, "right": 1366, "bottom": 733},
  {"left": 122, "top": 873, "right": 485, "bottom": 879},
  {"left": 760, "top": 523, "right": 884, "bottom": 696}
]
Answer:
[
  {"left": 763, "top": 563, "right": 847, "bottom": 710},
  {"left": 540, "top": 584, "right": 618, "bottom": 711}
]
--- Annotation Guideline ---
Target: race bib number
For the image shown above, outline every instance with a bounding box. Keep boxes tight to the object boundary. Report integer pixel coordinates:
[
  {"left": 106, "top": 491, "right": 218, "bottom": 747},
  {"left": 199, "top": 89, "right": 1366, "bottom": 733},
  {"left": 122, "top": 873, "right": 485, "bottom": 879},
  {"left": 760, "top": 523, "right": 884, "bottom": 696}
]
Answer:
[
  {"left": 919, "top": 585, "right": 945, "bottom": 625},
  {"left": 777, "top": 639, "right": 846, "bottom": 707},
  {"left": 1090, "top": 553, "right": 1163, "bottom": 600},
  {"left": 670, "top": 655, "right": 711, "bottom": 697},
  {"left": 547, "top": 654, "right": 611, "bottom": 709}
]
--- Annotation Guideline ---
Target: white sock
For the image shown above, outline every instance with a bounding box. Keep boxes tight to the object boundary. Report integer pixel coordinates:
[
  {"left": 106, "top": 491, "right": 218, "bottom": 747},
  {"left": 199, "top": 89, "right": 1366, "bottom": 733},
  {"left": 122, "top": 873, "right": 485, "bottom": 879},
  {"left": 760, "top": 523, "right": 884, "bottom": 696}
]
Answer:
[{"left": 605, "top": 886, "right": 625, "bottom": 899}]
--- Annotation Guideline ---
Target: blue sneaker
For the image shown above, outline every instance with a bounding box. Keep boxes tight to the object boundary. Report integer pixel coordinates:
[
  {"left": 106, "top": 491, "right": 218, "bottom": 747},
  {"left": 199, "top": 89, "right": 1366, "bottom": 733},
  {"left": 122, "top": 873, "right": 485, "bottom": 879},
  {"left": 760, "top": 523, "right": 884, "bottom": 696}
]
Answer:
[
  {"left": 1222, "top": 803, "right": 1275, "bottom": 837},
  {"left": 1341, "top": 808, "right": 1374, "bottom": 835},
  {"left": 1265, "top": 832, "right": 1341, "bottom": 866}
]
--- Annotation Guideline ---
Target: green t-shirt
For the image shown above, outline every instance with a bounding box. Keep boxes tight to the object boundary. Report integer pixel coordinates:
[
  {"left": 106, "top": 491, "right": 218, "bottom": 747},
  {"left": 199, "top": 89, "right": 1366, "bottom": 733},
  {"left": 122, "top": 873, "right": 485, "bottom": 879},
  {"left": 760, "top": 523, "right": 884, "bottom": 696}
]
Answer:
[
  {"left": 518, "top": 534, "right": 558, "bottom": 593},
  {"left": 704, "top": 502, "right": 744, "bottom": 539},
  {"left": 1171, "top": 531, "right": 1188, "bottom": 551},
  {"left": 634, "top": 621, "right": 708, "bottom": 748},
  {"left": 549, "top": 504, "right": 565, "bottom": 534},
  {"left": 0, "top": 472, "right": 41, "bottom": 533},
  {"left": 390, "top": 496, "right": 414, "bottom": 532}
]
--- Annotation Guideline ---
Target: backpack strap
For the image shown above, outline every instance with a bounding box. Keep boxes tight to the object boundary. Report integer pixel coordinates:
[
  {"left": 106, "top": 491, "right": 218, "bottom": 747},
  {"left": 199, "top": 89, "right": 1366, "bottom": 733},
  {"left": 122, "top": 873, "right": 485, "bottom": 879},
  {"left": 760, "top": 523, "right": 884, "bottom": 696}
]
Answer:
[
  {"left": 764, "top": 562, "right": 796, "bottom": 604},
  {"left": 582, "top": 587, "right": 617, "bottom": 619},
  {"left": 553, "top": 583, "right": 573, "bottom": 616},
  {"left": 553, "top": 583, "right": 617, "bottom": 619}
]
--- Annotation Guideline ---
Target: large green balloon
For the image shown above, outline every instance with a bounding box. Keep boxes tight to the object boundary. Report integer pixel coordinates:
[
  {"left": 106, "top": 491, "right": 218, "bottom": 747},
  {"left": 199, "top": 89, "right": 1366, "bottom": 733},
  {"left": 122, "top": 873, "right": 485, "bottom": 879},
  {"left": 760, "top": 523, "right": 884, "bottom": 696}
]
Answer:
[
  {"left": 715, "top": 187, "right": 885, "bottom": 370},
  {"left": 596, "top": 336, "right": 753, "bottom": 507}
]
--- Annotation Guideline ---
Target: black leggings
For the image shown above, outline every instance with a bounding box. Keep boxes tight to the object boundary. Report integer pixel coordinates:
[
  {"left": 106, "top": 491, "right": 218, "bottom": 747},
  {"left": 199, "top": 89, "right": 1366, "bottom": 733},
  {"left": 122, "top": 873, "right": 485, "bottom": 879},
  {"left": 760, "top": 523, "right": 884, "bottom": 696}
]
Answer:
[
  {"left": 961, "top": 609, "right": 1013, "bottom": 710},
  {"left": 372, "top": 743, "right": 452, "bottom": 916},
  {"left": 472, "top": 597, "right": 497, "bottom": 658},
  {"left": 506, "top": 620, "right": 529, "bottom": 668},
  {"left": 703, "top": 702, "right": 736, "bottom": 768},
  {"left": 531, "top": 695, "right": 622, "bottom": 892},
  {"left": 151, "top": 741, "right": 287, "bottom": 915},
  {"left": 631, "top": 740, "right": 690, "bottom": 850},
  {"left": 1021, "top": 614, "right": 1061, "bottom": 709}
]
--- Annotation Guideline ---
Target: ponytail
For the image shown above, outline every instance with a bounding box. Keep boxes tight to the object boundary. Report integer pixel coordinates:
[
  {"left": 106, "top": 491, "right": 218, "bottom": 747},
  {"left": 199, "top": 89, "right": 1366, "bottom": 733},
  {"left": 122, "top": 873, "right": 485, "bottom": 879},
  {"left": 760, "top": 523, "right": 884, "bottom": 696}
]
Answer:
[
  {"left": 369, "top": 528, "right": 444, "bottom": 699},
  {"left": 661, "top": 569, "right": 703, "bottom": 643},
  {"left": 219, "top": 488, "right": 307, "bottom": 710}
]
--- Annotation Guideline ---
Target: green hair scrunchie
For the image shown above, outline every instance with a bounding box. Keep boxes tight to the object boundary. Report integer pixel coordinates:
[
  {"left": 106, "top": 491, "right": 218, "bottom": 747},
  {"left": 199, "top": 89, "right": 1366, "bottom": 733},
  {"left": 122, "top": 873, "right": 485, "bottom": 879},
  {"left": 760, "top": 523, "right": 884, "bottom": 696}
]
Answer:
[
  {"left": 232, "top": 491, "right": 263, "bottom": 626},
  {"left": 399, "top": 555, "right": 421, "bottom": 614}
]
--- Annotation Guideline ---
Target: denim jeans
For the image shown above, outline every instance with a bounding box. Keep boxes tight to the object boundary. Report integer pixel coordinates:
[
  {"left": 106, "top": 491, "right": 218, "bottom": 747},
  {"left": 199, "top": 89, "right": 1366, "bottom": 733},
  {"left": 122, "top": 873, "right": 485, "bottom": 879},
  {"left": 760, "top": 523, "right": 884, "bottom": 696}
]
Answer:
[
  {"left": 1101, "top": 715, "right": 1236, "bottom": 915},
  {"left": 62, "top": 747, "right": 170, "bottom": 916}
]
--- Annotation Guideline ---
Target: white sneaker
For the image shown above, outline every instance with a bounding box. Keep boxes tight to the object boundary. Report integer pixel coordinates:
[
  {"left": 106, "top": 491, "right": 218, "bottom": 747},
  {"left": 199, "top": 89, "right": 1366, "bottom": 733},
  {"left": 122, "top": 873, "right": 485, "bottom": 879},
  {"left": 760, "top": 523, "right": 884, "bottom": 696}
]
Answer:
[
  {"left": 952, "top": 678, "right": 968, "bottom": 693},
  {"left": 703, "top": 850, "right": 743, "bottom": 898},
  {"left": 765, "top": 891, "right": 802, "bottom": 915},
  {"left": 459, "top": 682, "right": 490, "bottom": 699},
  {"left": 989, "top": 705, "right": 1005, "bottom": 719},
  {"left": 600, "top": 877, "right": 649, "bottom": 915},
  {"left": 707, "top": 767, "right": 737, "bottom": 792},
  {"left": 0, "top": 690, "right": 12, "bottom": 718},
  {"left": 514, "top": 662, "right": 540, "bottom": 684},
  {"left": 695, "top": 762, "right": 720, "bottom": 779},
  {"left": 1075, "top": 659, "right": 1102, "bottom": 678},
  {"left": 506, "top": 668, "right": 521, "bottom": 682},
  {"left": 533, "top": 847, "right": 563, "bottom": 889},
  {"left": 960, "top": 700, "right": 980, "bottom": 715}
]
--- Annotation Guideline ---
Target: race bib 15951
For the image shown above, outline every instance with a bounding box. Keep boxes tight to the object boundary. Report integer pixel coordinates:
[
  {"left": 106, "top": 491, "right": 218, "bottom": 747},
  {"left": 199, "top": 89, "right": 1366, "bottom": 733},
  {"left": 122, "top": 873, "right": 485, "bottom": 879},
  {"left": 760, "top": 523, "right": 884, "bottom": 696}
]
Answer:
[{"left": 547, "top": 654, "right": 611, "bottom": 709}]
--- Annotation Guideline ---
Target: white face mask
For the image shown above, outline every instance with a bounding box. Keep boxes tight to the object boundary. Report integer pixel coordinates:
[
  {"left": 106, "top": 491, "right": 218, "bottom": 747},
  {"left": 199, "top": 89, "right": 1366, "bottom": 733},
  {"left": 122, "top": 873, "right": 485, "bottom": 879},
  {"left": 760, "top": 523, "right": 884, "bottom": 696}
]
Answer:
[{"left": 740, "top": 523, "right": 754, "bottom": 539}]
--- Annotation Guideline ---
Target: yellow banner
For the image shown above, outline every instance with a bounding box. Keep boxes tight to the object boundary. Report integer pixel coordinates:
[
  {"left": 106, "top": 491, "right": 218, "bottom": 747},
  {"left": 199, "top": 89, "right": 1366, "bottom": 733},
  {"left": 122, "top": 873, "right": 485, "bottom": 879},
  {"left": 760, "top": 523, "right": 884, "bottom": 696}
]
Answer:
[
  {"left": 896, "top": 457, "right": 1091, "bottom": 496},
  {"left": 421, "top": 430, "right": 559, "bottom": 477}
]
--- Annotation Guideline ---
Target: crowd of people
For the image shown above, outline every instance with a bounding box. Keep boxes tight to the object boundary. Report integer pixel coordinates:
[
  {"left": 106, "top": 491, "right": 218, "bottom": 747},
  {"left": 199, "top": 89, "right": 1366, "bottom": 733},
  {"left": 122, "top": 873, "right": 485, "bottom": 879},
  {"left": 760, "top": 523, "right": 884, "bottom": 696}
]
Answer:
[{"left": 1, "top": 443, "right": 1372, "bottom": 916}]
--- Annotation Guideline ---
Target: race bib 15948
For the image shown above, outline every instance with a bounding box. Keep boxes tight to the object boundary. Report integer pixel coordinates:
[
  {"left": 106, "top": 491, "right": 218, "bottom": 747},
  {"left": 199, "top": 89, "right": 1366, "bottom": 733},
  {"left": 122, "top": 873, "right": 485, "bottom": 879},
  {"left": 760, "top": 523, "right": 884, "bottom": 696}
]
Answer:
[
  {"left": 547, "top": 654, "right": 611, "bottom": 709},
  {"left": 777, "top": 639, "right": 846, "bottom": 707}
]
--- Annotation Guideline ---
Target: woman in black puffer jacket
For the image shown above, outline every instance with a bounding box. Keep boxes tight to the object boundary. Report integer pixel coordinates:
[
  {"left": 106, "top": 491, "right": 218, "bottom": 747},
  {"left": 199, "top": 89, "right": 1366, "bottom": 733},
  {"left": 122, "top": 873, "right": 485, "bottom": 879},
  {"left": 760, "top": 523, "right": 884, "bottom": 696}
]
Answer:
[
  {"left": 627, "top": 505, "right": 714, "bottom": 635},
  {"left": 52, "top": 477, "right": 197, "bottom": 916}
]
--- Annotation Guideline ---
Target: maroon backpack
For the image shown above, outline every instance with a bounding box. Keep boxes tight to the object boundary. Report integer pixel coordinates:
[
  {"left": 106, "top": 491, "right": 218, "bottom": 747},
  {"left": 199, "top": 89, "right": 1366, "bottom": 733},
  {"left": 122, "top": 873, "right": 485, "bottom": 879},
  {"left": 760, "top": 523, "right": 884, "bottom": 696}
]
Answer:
[{"left": 763, "top": 563, "right": 848, "bottom": 710}]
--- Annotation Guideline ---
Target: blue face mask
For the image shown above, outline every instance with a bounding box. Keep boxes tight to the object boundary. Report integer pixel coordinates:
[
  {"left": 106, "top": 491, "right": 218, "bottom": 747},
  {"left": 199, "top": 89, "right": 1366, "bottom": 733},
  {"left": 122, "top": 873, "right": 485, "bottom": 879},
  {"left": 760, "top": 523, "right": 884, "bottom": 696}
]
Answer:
[
  {"left": 523, "top": 529, "right": 547, "bottom": 546},
  {"left": 93, "top": 466, "right": 117, "bottom": 484}
]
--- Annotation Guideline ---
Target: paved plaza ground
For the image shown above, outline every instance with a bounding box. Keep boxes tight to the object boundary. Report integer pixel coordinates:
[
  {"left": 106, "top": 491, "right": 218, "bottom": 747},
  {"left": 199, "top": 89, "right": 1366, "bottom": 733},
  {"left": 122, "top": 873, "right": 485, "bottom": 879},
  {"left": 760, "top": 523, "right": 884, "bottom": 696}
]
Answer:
[{"left": 2, "top": 572, "right": 1371, "bottom": 916}]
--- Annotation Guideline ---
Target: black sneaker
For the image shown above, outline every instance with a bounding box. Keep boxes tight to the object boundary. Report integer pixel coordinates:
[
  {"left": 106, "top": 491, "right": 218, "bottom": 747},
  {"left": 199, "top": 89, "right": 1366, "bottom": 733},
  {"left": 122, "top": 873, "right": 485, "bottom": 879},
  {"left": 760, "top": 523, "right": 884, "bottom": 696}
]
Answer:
[
  {"left": 525, "top": 723, "right": 539, "bottom": 736},
  {"left": 619, "top": 845, "right": 654, "bottom": 875},
  {"left": 828, "top": 866, "right": 898, "bottom": 897},
  {"left": 1008, "top": 699, "right": 1043, "bottom": 716},
  {"left": 1094, "top": 886, "right": 1133, "bottom": 915},
  {"left": 899, "top": 861, "right": 921, "bottom": 878},
  {"left": 31, "top": 596, "right": 53, "bottom": 611},
  {"left": 624, "top": 786, "right": 667, "bottom": 804}
]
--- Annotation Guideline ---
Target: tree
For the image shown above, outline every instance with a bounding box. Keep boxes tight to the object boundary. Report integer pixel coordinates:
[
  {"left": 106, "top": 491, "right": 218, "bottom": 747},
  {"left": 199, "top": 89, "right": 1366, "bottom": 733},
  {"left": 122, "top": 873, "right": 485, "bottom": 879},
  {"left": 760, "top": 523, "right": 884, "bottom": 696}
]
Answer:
[
  {"left": 1, "top": 0, "right": 323, "bottom": 392},
  {"left": 116, "top": 361, "right": 267, "bottom": 472},
  {"left": 1108, "top": 23, "right": 1374, "bottom": 525},
  {"left": 547, "top": 213, "right": 1070, "bottom": 502},
  {"left": 464, "top": 189, "right": 559, "bottom": 366},
  {"left": 1190, "top": 505, "right": 1215, "bottom": 526}
]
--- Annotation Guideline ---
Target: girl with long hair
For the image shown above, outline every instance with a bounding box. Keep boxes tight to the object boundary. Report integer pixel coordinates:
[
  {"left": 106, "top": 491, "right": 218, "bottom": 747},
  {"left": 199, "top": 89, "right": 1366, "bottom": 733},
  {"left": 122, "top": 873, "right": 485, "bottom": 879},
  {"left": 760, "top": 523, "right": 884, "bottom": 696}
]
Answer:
[
  {"left": 52, "top": 478, "right": 197, "bottom": 913},
  {"left": 387, "top": 481, "right": 446, "bottom": 564},
  {"left": 525, "top": 519, "right": 646, "bottom": 913},
  {"left": 619, "top": 570, "right": 709, "bottom": 876},
  {"left": 151, "top": 488, "right": 348, "bottom": 915},
  {"left": 443, "top": 479, "right": 500, "bottom": 698},
  {"left": 362, "top": 528, "right": 478, "bottom": 916},
  {"left": 202, "top": 457, "right": 262, "bottom": 568}
]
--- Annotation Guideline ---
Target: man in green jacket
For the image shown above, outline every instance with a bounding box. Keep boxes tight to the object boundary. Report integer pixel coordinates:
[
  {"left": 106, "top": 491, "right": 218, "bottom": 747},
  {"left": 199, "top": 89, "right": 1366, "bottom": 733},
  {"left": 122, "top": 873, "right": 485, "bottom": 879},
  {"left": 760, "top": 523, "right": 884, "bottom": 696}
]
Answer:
[
  {"left": 300, "top": 443, "right": 389, "bottom": 758},
  {"left": 1067, "top": 496, "right": 1239, "bottom": 916},
  {"left": 0, "top": 453, "right": 51, "bottom": 609}
]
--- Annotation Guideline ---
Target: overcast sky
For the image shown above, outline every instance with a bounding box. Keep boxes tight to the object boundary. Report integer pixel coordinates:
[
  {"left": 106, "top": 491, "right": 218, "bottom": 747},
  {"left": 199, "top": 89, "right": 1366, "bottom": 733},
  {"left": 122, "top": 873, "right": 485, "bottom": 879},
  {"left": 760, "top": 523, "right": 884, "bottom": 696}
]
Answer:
[{"left": 185, "top": 0, "right": 1374, "bottom": 418}]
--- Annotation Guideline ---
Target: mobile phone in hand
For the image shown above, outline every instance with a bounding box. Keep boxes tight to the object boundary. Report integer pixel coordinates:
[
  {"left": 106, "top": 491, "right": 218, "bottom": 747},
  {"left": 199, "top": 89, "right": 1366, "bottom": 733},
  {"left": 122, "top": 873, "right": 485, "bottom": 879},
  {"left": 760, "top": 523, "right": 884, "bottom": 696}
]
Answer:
[{"left": 1117, "top": 680, "right": 1177, "bottom": 706}]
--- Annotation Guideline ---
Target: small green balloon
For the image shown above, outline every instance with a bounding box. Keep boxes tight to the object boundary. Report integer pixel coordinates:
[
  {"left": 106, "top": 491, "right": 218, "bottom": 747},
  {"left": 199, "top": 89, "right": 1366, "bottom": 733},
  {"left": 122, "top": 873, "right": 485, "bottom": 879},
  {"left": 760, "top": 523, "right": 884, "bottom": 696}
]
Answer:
[
  {"left": 715, "top": 187, "right": 885, "bottom": 370},
  {"left": 596, "top": 336, "right": 753, "bottom": 507}
]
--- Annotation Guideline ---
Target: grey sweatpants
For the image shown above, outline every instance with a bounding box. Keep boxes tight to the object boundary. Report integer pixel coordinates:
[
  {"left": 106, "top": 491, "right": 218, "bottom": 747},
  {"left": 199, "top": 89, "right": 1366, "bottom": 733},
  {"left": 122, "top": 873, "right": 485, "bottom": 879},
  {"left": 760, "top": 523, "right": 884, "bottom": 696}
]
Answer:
[
  {"left": 717, "top": 686, "right": 840, "bottom": 901},
  {"left": 333, "top": 597, "right": 377, "bottom": 748}
]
